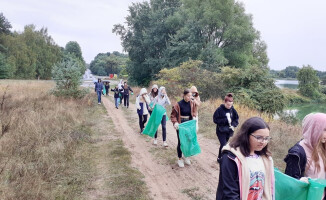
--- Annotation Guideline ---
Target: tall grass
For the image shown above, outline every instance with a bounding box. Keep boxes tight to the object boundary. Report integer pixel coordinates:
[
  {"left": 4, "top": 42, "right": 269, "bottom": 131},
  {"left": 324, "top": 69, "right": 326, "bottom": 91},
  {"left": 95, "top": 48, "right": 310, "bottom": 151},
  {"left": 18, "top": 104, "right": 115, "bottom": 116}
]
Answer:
[{"left": 0, "top": 80, "right": 93, "bottom": 199}]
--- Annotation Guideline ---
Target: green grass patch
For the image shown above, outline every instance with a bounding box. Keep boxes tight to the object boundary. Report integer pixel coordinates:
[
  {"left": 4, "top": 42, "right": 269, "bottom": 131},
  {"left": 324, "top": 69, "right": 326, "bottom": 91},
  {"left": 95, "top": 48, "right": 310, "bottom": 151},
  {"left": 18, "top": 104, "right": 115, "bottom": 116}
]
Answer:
[
  {"left": 182, "top": 187, "right": 206, "bottom": 200},
  {"left": 106, "top": 139, "right": 150, "bottom": 200}
]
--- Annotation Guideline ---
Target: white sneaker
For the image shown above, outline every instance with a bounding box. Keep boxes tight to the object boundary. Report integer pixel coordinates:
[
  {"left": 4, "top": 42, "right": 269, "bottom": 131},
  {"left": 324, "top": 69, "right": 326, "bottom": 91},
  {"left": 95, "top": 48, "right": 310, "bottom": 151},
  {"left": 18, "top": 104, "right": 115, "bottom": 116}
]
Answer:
[
  {"left": 153, "top": 139, "right": 157, "bottom": 145},
  {"left": 184, "top": 158, "right": 191, "bottom": 165},
  {"left": 178, "top": 159, "right": 184, "bottom": 168},
  {"left": 98, "top": 103, "right": 101, "bottom": 105},
  {"left": 163, "top": 141, "right": 168, "bottom": 147}
]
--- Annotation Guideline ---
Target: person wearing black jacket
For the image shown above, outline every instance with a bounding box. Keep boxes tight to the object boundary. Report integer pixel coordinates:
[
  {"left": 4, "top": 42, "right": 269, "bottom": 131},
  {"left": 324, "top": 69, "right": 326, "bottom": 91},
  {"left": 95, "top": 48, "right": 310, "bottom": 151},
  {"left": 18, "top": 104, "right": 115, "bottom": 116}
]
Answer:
[
  {"left": 123, "top": 82, "right": 133, "bottom": 108},
  {"left": 104, "top": 81, "right": 110, "bottom": 96},
  {"left": 216, "top": 117, "right": 274, "bottom": 200},
  {"left": 213, "top": 93, "right": 239, "bottom": 161},
  {"left": 111, "top": 86, "right": 122, "bottom": 109}
]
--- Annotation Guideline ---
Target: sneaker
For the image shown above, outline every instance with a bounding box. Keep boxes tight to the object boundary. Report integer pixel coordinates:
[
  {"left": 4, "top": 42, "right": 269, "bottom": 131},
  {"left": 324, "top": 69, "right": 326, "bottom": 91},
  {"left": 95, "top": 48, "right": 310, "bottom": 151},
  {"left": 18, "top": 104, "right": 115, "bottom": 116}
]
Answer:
[
  {"left": 178, "top": 159, "right": 184, "bottom": 168},
  {"left": 98, "top": 103, "right": 101, "bottom": 105},
  {"left": 184, "top": 158, "right": 191, "bottom": 165},
  {"left": 153, "top": 139, "right": 157, "bottom": 145},
  {"left": 163, "top": 141, "right": 168, "bottom": 147}
]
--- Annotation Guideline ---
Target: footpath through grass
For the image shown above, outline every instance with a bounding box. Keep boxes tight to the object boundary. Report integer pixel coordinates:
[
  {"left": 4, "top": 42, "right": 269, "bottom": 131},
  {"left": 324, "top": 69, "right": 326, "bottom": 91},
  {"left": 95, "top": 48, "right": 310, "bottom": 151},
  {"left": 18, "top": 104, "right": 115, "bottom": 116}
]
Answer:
[
  {"left": 85, "top": 97, "right": 150, "bottom": 200},
  {"left": 0, "top": 80, "right": 150, "bottom": 200}
]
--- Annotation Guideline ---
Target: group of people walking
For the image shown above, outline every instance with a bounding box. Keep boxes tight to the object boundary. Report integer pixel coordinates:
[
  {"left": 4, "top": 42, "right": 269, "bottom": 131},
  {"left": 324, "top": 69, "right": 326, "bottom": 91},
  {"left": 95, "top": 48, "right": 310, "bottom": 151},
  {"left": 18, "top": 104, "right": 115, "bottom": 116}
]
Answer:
[
  {"left": 135, "top": 85, "right": 201, "bottom": 167},
  {"left": 95, "top": 78, "right": 326, "bottom": 200},
  {"left": 94, "top": 78, "right": 133, "bottom": 108}
]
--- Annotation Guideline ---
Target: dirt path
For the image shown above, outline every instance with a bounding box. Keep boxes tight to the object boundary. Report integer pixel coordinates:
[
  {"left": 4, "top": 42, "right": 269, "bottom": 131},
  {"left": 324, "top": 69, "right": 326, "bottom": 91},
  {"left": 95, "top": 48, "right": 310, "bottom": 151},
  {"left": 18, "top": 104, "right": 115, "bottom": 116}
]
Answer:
[{"left": 102, "top": 96, "right": 220, "bottom": 199}]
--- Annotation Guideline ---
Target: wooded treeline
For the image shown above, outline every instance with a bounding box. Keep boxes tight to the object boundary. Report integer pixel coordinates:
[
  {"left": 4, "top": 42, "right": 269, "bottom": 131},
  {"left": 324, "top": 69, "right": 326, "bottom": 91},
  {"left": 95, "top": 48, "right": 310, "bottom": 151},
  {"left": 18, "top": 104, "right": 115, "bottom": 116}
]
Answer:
[{"left": 0, "top": 13, "right": 86, "bottom": 80}]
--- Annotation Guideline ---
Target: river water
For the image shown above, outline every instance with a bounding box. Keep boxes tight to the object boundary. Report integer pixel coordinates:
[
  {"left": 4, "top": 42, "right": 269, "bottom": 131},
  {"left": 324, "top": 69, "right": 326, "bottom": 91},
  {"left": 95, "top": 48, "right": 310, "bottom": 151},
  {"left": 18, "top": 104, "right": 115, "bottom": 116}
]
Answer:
[{"left": 275, "top": 79, "right": 326, "bottom": 120}]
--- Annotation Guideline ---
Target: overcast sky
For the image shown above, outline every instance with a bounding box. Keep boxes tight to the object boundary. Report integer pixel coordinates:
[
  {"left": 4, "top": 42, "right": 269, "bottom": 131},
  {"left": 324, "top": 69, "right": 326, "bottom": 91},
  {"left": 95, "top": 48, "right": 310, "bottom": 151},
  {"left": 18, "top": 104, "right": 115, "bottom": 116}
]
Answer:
[{"left": 1, "top": 0, "right": 325, "bottom": 71}]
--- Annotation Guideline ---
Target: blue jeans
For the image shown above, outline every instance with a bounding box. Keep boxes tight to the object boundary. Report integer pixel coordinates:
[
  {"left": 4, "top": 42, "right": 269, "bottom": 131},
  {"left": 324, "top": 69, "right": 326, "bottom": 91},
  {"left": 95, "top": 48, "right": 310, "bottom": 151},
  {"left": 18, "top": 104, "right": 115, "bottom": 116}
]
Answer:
[
  {"left": 97, "top": 91, "right": 102, "bottom": 103},
  {"left": 115, "top": 98, "right": 120, "bottom": 108}
]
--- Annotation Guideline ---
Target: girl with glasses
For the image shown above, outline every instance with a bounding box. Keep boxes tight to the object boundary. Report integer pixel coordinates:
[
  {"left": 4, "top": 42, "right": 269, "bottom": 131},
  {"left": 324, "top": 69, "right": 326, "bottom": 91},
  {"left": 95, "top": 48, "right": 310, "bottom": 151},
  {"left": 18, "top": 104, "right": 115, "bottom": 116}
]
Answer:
[{"left": 216, "top": 117, "right": 274, "bottom": 200}]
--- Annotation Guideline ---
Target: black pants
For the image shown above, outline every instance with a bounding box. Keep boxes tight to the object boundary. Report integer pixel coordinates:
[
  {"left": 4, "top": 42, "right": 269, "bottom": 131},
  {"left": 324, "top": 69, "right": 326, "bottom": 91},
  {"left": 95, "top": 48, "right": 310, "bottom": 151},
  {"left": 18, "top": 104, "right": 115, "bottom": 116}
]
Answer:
[
  {"left": 124, "top": 95, "right": 129, "bottom": 107},
  {"left": 138, "top": 114, "right": 148, "bottom": 131},
  {"left": 154, "top": 115, "right": 167, "bottom": 141},
  {"left": 177, "top": 118, "right": 189, "bottom": 158},
  {"left": 217, "top": 131, "right": 232, "bottom": 159},
  {"left": 105, "top": 86, "right": 109, "bottom": 95}
]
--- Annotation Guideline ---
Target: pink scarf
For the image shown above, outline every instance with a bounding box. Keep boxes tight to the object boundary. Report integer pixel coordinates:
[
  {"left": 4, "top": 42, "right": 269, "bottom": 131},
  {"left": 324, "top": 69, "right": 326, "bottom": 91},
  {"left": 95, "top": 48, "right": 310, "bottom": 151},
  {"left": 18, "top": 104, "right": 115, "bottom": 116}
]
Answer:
[{"left": 299, "top": 113, "right": 326, "bottom": 179}]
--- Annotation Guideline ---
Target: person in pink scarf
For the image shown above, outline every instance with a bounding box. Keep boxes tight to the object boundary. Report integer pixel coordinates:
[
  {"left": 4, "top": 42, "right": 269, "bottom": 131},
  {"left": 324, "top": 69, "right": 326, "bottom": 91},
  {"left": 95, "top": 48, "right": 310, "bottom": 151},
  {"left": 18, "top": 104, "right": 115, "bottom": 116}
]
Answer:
[{"left": 284, "top": 113, "right": 326, "bottom": 198}]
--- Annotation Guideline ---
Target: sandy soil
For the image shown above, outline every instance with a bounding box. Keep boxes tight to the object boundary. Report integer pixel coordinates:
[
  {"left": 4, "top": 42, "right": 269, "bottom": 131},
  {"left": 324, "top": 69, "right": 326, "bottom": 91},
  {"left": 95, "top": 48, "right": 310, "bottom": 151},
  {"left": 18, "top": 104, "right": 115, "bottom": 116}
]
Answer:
[{"left": 101, "top": 96, "right": 221, "bottom": 200}]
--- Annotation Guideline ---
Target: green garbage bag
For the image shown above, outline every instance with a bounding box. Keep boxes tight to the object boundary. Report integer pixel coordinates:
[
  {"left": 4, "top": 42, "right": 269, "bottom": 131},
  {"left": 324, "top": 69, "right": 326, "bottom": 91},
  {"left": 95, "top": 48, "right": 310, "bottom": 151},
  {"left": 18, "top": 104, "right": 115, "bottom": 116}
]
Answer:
[
  {"left": 149, "top": 102, "right": 154, "bottom": 110},
  {"left": 142, "top": 104, "right": 167, "bottom": 137},
  {"left": 178, "top": 120, "right": 201, "bottom": 157},
  {"left": 275, "top": 168, "right": 326, "bottom": 200},
  {"left": 102, "top": 87, "right": 106, "bottom": 95}
]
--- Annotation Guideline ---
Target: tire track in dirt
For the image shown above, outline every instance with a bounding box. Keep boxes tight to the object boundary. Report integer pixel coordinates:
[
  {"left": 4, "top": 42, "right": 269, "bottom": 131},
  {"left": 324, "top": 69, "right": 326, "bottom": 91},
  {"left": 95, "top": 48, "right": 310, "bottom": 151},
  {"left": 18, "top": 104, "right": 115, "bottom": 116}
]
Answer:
[{"left": 103, "top": 97, "right": 220, "bottom": 199}]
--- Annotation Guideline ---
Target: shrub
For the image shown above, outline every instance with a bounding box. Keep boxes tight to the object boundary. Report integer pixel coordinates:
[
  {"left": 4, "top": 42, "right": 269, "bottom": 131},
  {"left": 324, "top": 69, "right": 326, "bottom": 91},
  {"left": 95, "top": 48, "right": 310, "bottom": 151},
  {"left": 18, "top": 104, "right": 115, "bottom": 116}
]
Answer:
[
  {"left": 297, "top": 65, "right": 321, "bottom": 98},
  {"left": 52, "top": 55, "right": 88, "bottom": 98},
  {"left": 156, "top": 60, "right": 225, "bottom": 101}
]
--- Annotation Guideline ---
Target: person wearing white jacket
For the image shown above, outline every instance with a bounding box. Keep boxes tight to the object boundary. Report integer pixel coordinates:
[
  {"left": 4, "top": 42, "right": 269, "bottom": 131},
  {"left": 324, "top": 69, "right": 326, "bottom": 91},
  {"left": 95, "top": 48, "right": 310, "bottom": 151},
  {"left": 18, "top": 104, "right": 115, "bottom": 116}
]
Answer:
[
  {"left": 136, "top": 88, "right": 151, "bottom": 134},
  {"left": 152, "top": 86, "right": 171, "bottom": 147}
]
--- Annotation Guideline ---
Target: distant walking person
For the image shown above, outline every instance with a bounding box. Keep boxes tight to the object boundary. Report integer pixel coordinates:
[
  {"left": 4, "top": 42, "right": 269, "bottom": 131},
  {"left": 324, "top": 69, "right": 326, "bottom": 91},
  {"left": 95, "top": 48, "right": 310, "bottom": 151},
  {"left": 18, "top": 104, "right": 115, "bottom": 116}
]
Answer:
[
  {"left": 190, "top": 86, "right": 201, "bottom": 131},
  {"left": 118, "top": 79, "right": 124, "bottom": 104},
  {"left": 136, "top": 88, "right": 150, "bottom": 134},
  {"left": 213, "top": 93, "right": 239, "bottom": 162},
  {"left": 104, "top": 81, "right": 110, "bottom": 96},
  {"left": 95, "top": 78, "right": 103, "bottom": 104},
  {"left": 171, "top": 89, "right": 197, "bottom": 168},
  {"left": 284, "top": 113, "right": 326, "bottom": 190},
  {"left": 123, "top": 82, "right": 133, "bottom": 108},
  {"left": 152, "top": 86, "right": 171, "bottom": 147},
  {"left": 111, "top": 85, "right": 122, "bottom": 109}
]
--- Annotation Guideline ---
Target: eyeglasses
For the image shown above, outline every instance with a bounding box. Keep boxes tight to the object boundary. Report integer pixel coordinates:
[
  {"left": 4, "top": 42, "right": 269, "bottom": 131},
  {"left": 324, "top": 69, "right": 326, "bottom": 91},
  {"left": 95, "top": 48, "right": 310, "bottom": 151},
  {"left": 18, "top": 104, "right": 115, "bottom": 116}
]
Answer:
[{"left": 250, "top": 134, "right": 272, "bottom": 143}]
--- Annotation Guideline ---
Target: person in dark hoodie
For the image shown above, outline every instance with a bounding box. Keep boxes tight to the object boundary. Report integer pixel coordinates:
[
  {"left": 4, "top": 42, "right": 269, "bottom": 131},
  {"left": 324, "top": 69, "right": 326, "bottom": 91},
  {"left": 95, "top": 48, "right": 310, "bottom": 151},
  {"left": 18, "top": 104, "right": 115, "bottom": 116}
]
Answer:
[
  {"left": 111, "top": 85, "right": 122, "bottom": 109},
  {"left": 104, "top": 81, "right": 110, "bottom": 96},
  {"left": 213, "top": 93, "right": 239, "bottom": 162},
  {"left": 123, "top": 82, "right": 133, "bottom": 108},
  {"left": 94, "top": 78, "right": 104, "bottom": 104}
]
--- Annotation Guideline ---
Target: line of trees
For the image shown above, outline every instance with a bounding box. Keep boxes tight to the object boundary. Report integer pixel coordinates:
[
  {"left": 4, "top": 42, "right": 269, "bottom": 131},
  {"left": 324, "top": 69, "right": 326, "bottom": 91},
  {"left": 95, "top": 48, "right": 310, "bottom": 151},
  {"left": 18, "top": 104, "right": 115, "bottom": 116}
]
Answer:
[
  {"left": 89, "top": 51, "right": 128, "bottom": 76},
  {"left": 0, "top": 13, "right": 86, "bottom": 80},
  {"left": 270, "top": 65, "right": 326, "bottom": 80}
]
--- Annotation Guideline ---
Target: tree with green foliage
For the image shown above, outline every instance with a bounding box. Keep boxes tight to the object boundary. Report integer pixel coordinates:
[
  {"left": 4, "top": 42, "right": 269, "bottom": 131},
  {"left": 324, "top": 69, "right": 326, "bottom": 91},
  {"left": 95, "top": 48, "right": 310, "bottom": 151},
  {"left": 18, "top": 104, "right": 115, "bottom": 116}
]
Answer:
[
  {"left": 156, "top": 60, "right": 225, "bottom": 100},
  {"left": 0, "top": 13, "right": 11, "bottom": 35},
  {"left": 297, "top": 65, "right": 320, "bottom": 98},
  {"left": 52, "top": 55, "right": 87, "bottom": 98},
  {"left": 64, "top": 41, "right": 86, "bottom": 74},
  {"left": 113, "top": 0, "right": 267, "bottom": 86},
  {"left": 89, "top": 52, "right": 128, "bottom": 76},
  {"left": 220, "top": 65, "right": 285, "bottom": 115},
  {"left": 1, "top": 24, "right": 62, "bottom": 79},
  {"left": 282, "top": 66, "right": 300, "bottom": 79},
  {"left": 0, "top": 52, "right": 10, "bottom": 79}
]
